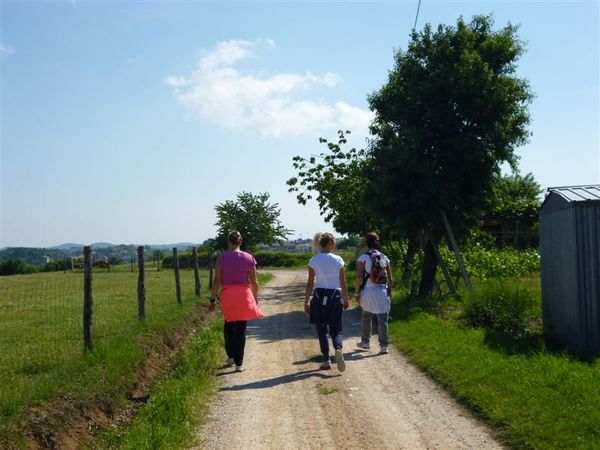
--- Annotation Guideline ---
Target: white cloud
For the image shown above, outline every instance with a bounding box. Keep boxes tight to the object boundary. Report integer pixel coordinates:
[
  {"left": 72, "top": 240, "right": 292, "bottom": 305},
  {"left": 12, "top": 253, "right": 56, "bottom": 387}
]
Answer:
[
  {"left": 166, "top": 39, "right": 373, "bottom": 137},
  {"left": 0, "top": 43, "right": 15, "bottom": 56}
]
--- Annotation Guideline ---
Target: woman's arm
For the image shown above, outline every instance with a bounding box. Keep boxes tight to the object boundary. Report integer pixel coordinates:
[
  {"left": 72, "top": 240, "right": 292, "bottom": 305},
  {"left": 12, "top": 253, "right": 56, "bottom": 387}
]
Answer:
[
  {"left": 354, "top": 259, "right": 366, "bottom": 304},
  {"left": 340, "top": 267, "right": 350, "bottom": 310},
  {"left": 249, "top": 266, "right": 258, "bottom": 300},
  {"left": 212, "top": 254, "right": 222, "bottom": 298},
  {"left": 304, "top": 267, "right": 315, "bottom": 314}
]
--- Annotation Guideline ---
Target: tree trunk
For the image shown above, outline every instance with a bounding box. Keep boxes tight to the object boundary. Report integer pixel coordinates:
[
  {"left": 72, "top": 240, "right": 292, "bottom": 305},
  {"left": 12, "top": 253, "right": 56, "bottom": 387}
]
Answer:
[{"left": 419, "top": 237, "right": 438, "bottom": 297}]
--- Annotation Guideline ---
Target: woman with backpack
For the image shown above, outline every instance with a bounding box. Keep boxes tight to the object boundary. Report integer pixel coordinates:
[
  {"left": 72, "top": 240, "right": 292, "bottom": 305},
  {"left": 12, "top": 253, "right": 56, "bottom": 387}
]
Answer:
[
  {"left": 354, "top": 232, "right": 393, "bottom": 354},
  {"left": 304, "top": 232, "right": 350, "bottom": 371}
]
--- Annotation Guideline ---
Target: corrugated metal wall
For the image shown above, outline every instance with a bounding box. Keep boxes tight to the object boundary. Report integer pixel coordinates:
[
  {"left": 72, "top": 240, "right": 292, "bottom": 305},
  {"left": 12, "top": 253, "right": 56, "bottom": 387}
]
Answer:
[
  {"left": 575, "top": 205, "right": 600, "bottom": 354},
  {"left": 540, "top": 205, "right": 578, "bottom": 349},
  {"left": 540, "top": 193, "right": 600, "bottom": 355}
]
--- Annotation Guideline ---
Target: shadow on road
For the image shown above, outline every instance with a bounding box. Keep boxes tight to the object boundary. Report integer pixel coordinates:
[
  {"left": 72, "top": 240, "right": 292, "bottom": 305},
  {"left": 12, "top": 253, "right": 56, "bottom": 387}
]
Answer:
[{"left": 219, "top": 368, "right": 340, "bottom": 391}]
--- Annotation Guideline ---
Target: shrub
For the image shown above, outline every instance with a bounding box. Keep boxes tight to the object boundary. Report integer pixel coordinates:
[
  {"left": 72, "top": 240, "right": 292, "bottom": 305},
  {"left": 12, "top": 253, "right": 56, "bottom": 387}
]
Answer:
[
  {"left": 0, "top": 259, "right": 39, "bottom": 276},
  {"left": 43, "top": 261, "right": 67, "bottom": 272},
  {"left": 463, "top": 281, "right": 541, "bottom": 338},
  {"left": 254, "top": 251, "right": 310, "bottom": 267},
  {"left": 162, "top": 251, "right": 211, "bottom": 269},
  {"left": 439, "top": 246, "right": 540, "bottom": 282}
]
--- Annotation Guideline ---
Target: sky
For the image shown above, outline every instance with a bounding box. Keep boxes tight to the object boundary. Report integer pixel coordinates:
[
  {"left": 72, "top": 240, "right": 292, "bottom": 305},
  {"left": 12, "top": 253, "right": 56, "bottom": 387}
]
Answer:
[{"left": 1, "top": 1, "right": 598, "bottom": 248}]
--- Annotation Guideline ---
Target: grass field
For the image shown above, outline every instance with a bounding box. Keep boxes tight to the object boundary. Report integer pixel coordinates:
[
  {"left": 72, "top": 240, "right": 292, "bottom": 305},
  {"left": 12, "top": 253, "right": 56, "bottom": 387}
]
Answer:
[
  {"left": 384, "top": 273, "right": 600, "bottom": 449},
  {"left": 0, "top": 265, "right": 212, "bottom": 446}
]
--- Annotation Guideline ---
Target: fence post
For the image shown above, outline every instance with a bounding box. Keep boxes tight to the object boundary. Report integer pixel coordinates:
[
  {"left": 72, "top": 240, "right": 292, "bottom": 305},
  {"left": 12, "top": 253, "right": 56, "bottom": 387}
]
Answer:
[
  {"left": 208, "top": 246, "right": 213, "bottom": 289},
  {"left": 173, "top": 248, "right": 182, "bottom": 304},
  {"left": 83, "top": 246, "right": 93, "bottom": 350},
  {"left": 192, "top": 247, "right": 201, "bottom": 296},
  {"left": 137, "top": 246, "right": 146, "bottom": 319}
]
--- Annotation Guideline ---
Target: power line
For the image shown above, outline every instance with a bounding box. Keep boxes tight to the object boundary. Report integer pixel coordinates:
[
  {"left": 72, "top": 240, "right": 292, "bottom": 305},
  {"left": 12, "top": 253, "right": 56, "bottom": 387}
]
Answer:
[{"left": 413, "top": 0, "right": 422, "bottom": 33}]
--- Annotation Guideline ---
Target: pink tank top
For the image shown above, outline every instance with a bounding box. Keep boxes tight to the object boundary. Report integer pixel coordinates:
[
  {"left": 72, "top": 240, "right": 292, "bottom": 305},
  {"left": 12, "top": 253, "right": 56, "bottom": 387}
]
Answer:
[{"left": 219, "top": 251, "right": 256, "bottom": 285}]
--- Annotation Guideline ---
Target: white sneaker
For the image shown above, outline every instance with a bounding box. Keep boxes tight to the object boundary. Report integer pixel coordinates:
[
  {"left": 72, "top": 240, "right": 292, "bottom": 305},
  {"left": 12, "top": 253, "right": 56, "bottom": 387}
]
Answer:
[
  {"left": 356, "top": 341, "right": 370, "bottom": 350},
  {"left": 335, "top": 349, "right": 346, "bottom": 372},
  {"left": 379, "top": 346, "right": 388, "bottom": 354},
  {"left": 224, "top": 357, "right": 234, "bottom": 367},
  {"left": 319, "top": 360, "right": 332, "bottom": 370},
  {"left": 235, "top": 365, "right": 245, "bottom": 372}
]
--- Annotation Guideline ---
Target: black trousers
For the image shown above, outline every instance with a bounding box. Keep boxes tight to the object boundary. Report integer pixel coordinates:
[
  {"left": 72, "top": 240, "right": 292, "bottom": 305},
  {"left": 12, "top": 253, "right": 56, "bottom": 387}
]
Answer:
[{"left": 224, "top": 320, "right": 247, "bottom": 366}]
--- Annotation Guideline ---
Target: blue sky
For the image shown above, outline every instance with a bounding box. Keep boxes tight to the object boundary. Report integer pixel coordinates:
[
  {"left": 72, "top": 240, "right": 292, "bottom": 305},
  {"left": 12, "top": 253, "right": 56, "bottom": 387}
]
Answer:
[{"left": 1, "top": 1, "right": 598, "bottom": 248}]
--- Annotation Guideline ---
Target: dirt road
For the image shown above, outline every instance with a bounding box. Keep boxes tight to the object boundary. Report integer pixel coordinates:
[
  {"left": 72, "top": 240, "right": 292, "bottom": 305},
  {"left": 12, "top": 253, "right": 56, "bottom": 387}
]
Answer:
[{"left": 194, "top": 270, "right": 503, "bottom": 450}]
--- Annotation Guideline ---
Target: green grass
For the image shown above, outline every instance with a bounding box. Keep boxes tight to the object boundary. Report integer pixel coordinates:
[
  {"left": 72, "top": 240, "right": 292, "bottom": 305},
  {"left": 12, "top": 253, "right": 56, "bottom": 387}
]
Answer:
[
  {"left": 0, "top": 267, "right": 213, "bottom": 446},
  {"left": 388, "top": 283, "right": 600, "bottom": 449},
  {"left": 97, "top": 319, "right": 224, "bottom": 449}
]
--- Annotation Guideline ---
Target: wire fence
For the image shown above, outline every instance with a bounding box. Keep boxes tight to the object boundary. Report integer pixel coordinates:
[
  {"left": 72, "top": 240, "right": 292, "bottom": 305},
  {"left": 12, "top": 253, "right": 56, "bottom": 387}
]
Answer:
[{"left": 0, "top": 251, "right": 211, "bottom": 423}]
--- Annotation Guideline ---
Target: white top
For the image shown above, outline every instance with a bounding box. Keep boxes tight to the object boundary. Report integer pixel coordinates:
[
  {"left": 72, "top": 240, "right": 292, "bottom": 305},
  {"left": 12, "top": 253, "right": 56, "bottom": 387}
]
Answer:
[
  {"left": 309, "top": 252, "right": 345, "bottom": 289},
  {"left": 357, "top": 250, "right": 390, "bottom": 289}
]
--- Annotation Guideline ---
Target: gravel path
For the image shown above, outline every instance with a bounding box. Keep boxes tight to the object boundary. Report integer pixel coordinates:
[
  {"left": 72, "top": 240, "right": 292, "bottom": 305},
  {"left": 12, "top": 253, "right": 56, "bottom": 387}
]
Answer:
[{"left": 194, "top": 270, "right": 503, "bottom": 450}]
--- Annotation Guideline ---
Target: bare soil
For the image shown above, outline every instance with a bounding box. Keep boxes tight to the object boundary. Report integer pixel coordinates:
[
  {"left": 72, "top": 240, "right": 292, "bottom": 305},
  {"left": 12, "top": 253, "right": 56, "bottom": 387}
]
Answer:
[{"left": 195, "top": 270, "right": 504, "bottom": 450}]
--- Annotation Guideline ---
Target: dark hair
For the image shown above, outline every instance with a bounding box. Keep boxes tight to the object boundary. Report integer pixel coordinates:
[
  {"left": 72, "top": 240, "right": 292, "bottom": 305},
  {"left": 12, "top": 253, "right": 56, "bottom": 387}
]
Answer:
[
  {"left": 365, "top": 232, "right": 380, "bottom": 250},
  {"left": 228, "top": 230, "right": 243, "bottom": 246}
]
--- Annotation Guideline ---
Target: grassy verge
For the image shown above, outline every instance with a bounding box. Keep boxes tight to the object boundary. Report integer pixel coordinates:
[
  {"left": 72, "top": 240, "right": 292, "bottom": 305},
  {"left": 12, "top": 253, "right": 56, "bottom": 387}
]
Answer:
[
  {"left": 97, "top": 319, "right": 224, "bottom": 449},
  {"left": 388, "top": 291, "right": 600, "bottom": 449}
]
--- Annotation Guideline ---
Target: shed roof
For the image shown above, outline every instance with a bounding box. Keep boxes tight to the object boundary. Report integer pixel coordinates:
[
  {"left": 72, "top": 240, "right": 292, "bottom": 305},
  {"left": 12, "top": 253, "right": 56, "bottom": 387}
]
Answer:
[
  {"left": 540, "top": 185, "right": 600, "bottom": 214},
  {"left": 547, "top": 185, "right": 600, "bottom": 202}
]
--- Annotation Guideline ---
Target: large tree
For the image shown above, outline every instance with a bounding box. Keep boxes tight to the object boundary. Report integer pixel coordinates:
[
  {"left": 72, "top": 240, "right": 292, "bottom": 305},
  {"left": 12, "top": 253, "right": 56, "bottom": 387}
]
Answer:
[
  {"left": 214, "top": 192, "right": 291, "bottom": 252},
  {"left": 366, "top": 15, "right": 533, "bottom": 295}
]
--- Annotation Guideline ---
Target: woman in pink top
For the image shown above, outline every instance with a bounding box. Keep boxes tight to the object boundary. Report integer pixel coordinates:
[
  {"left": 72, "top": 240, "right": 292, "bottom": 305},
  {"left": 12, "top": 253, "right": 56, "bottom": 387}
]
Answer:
[{"left": 211, "top": 231, "right": 263, "bottom": 372}]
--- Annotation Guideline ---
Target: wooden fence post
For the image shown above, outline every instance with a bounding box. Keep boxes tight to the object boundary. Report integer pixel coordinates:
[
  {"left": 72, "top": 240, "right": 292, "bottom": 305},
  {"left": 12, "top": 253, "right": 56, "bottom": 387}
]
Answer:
[
  {"left": 137, "top": 246, "right": 146, "bottom": 319},
  {"left": 208, "top": 246, "right": 213, "bottom": 290},
  {"left": 173, "top": 248, "right": 182, "bottom": 304},
  {"left": 83, "top": 246, "right": 93, "bottom": 350},
  {"left": 441, "top": 210, "right": 473, "bottom": 291},
  {"left": 192, "top": 247, "right": 201, "bottom": 296}
]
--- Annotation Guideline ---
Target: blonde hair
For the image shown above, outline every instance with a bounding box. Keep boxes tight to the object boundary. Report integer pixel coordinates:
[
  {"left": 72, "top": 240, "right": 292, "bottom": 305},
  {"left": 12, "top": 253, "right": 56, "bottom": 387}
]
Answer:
[
  {"left": 228, "top": 230, "right": 243, "bottom": 246},
  {"left": 312, "top": 232, "right": 335, "bottom": 253}
]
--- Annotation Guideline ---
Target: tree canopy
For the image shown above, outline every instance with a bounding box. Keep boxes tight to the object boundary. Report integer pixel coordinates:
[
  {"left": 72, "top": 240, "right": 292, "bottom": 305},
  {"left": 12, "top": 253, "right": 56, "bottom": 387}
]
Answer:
[
  {"left": 214, "top": 192, "right": 291, "bottom": 252},
  {"left": 289, "top": 15, "right": 533, "bottom": 296}
]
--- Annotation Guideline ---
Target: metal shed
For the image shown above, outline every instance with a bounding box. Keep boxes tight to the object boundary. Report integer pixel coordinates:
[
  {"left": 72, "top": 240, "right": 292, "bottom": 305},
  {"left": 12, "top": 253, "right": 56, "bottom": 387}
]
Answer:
[{"left": 539, "top": 185, "right": 600, "bottom": 356}]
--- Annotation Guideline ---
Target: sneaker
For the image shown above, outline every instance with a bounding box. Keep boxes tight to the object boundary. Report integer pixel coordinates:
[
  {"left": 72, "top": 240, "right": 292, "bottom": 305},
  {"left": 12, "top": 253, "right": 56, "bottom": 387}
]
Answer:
[
  {"left": 235, "top": 365, "right": 245, "bottom": 372},
  {"left": 224, "top": 357, "right": 234, "bottom": 367},
  {"left": 356, "top": 341, "right": 370, "bottom": 351},
  {"left": 379, "top": 346, "right": 388, "bottom": 354},
  {"left": 319, "top": 360, "right": 332, "bottom": 370},
  {"left": 335, "top": 349, "right": 346, "bottom": 372}
]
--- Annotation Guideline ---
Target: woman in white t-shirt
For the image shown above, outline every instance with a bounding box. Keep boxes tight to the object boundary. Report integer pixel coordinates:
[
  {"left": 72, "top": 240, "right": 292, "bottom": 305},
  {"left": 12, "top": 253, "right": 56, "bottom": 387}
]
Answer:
[
  {"left": 354, "top": 232, "right": 393, "bottom": 354},
  {"left": 304, "top": 232, "right": 350, "bottom": 371}
]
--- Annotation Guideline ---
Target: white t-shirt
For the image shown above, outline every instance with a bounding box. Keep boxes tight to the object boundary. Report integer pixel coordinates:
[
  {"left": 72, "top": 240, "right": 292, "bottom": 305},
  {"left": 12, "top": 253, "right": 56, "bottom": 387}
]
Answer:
[
  {"left": 357, "top": 250, "right": 390, "bottom": 289},
  {"left": 309, "top": 252, "right": 345, "bottom": 289}
]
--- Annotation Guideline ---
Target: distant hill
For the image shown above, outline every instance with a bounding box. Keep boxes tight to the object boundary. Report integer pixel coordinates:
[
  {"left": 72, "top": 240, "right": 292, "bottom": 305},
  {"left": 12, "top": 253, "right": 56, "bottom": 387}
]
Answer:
[
  {"left": 0, "top": 242, "right": 201, "bottom": 266},
  {"left": 49, "top": 243, "right": 82, "bottom": 250},
  {"left": 91, "top": 242, "right": 116, "bottom": 249}
]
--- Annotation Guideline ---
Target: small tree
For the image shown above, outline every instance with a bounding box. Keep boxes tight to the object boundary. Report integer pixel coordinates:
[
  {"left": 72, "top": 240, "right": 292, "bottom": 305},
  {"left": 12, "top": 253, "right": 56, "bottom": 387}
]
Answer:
[
  {"left": 214, "top": 192, "right": 291, "bottom": 252},
  {"left": 484, "top": 172, "right": 542, "bottom": 247}
]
